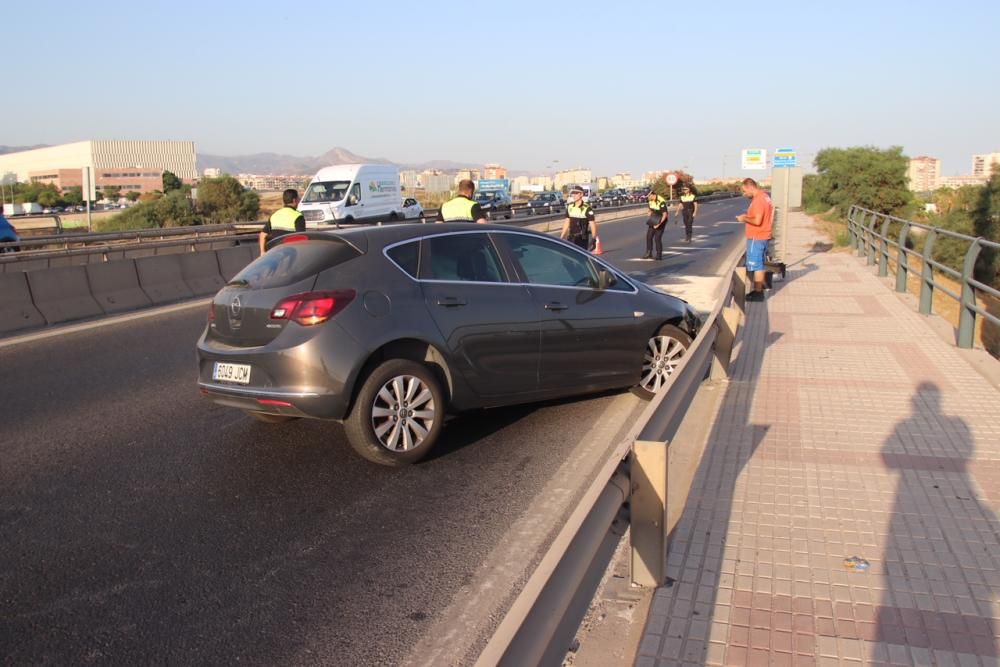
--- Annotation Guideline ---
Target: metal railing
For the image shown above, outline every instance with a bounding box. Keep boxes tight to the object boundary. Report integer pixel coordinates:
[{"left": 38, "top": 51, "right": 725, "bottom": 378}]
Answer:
[
  {"left": 847, "top": 204, "right": 1000, "bottom": 348},
  {"left": 477, "top": 244, "right": 747, "bottom": 666}
]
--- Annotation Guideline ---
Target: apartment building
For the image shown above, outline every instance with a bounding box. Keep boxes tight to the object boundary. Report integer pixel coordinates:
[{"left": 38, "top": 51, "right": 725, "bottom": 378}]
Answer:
[{"left": 907, "top": 156, "right": 941, "bottom": 192}]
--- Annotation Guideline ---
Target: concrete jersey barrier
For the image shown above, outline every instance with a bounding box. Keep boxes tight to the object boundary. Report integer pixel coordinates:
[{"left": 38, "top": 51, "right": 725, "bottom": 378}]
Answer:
[
  {"left": 0, "top": 272, "right": 46, "bottom": 334},
  {"left": 25, "top": 265, "right": 104, "bottom": 325},
  {"left": 85, "top": 260, "right": 153, "bottom": 314},
  {"left": 179, "top": 252, "right": 226, "bottom": 296},
  {"left": 136, "top": 255, "right": 195, "bottom": 304}
]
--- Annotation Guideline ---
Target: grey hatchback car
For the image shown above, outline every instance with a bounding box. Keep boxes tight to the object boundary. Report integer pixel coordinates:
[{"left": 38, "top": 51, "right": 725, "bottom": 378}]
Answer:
[{"left": 197, "top": 224, "right": 700, "bottom": 466}]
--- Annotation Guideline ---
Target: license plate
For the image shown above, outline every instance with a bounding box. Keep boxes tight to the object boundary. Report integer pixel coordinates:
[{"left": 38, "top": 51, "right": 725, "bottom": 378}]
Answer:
[{"left": 213, "top": 362, "right": 251, "bottom": 384}]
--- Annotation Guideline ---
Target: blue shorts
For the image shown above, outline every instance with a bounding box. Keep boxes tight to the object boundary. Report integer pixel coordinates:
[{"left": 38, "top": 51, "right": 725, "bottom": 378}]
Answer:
[{"left": 746, "top": 238, "right": 769, "bottom": 272}]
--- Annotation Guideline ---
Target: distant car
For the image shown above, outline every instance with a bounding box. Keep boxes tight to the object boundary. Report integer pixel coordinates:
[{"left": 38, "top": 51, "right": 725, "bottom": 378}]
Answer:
[
  {"left": 474, "top": 191, "right": 513, "bottom": 219},
  {"left": 599, "top": 189, "right": 627, "bottom": 206},
  {"left": 0, "top": 214, "right": 20, "bottom": 253},
  {"left": 42, "top": 208, "right": 53, "bottom": 214},
  {"left": 196, "top": 224, "right": 700, "bottom": 466},
  {"left": 526, "top": 192, "right": 565, "bottom": 215},
  {"left": 402, "top": 197, "right": 424, "bottom": 220}
]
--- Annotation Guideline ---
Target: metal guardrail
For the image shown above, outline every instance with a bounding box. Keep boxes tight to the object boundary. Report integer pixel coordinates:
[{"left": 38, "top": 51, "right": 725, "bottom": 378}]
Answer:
[
  {"left": 477, "top": 244, "right": 748, "bottom": 666},
  {"left": 847, "top": 204, "right": 1000, "bottom": 348}
]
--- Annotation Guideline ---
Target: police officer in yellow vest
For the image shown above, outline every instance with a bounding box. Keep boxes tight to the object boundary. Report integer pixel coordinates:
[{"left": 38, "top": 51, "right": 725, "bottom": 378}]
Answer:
[
  {"left": 561, "top": 185, "right": 598, "bottom": 250},
  {"left": 675, "top": 185, "right": 699, "bottom": 243},
  {"left": 259, "top": 188, "right": 306, "bottom": 254},
  {"left": 436, "top": 179, "right": 488, "bottom": 224},
  {"left": 643, "top": 191, "right": 669, "bottom": 259}
]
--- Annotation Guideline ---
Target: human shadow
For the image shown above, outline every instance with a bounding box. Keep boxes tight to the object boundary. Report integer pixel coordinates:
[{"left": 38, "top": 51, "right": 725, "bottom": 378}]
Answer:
[{"left": 875, "top": 382, "right": 1000, "bottom": 664}]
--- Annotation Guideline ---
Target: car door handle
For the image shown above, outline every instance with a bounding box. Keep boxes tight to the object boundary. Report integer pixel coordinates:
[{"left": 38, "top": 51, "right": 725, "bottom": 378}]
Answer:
[
  {"left": 436, "top": 297, "right": 467, "bottom": 307},
  {"left": 544, "top": 302, "right": 568, "bottom": 311}
]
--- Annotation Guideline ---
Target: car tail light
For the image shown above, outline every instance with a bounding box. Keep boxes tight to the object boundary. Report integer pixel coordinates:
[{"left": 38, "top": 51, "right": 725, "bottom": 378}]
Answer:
[{"left": 269, "top": 290, "right": 356, "bottom": 326}]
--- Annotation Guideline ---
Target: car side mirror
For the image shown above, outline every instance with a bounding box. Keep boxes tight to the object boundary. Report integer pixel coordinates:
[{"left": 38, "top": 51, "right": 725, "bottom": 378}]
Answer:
[{"left": 597, "top": 268, "right": 617, "bottom": 290}]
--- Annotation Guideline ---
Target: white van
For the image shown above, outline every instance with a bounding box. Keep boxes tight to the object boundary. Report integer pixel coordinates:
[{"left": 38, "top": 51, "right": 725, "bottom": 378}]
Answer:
[{"left": 298, "top": 164, "right": 402, "bottom": 226}]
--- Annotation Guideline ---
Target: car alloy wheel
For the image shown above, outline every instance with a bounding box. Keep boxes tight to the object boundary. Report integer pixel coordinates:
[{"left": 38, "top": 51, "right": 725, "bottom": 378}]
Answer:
[
  {"left": 370, "top": 374, "right": 436, "bottom": 451},
  {"left": 634, "top": 324, "right": 691, "bottom": 399},
  {"left": 345, "top": 358, "right": 445, "bottom": 465}
]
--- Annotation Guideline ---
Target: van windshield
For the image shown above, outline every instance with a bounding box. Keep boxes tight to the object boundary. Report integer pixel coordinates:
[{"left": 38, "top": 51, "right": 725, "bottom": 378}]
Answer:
[{"left": 303, "top": 181, "right": 351, "bottom": 203}]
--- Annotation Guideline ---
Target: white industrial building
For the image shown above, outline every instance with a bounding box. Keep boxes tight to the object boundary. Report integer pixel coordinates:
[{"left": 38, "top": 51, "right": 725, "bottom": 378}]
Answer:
[{"left": 0, "top": 140, "right": 197, "bottom": 198}]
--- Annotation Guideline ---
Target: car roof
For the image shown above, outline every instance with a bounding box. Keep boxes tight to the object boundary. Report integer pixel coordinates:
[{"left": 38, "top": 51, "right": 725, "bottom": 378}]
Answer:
[{"left": 307, "top": 222, "right": 537, "bottom": 250}]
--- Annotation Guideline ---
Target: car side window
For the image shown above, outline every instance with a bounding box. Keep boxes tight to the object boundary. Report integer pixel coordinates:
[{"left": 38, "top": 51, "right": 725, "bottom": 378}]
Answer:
[
  {"left": 347, "top": 183, "right": 361, "bottom": 206},
  {"left": 386, "top": 240, "right": 420, "bottom": 278},
  {"left": 504, "top": 235, "right": 598, "bottom": 288},
  {"left": 423, "top": 234, "right": 505, "bottom": 283}
]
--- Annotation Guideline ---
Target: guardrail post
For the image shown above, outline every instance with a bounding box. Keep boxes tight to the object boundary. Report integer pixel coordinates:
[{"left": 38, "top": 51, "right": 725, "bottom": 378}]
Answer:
[
  {"left": 847, "top": 206, "right": 857, "bottom": 247},
  {"left": 710, "top": 304, "right": 743, "bottom": 379},
  {"left": 866, "top": 213, "right": 879, "bottom": 265},
  {"left": 630, "top": 440, "right": 668, "bottom": 587},
  {"left": 855, "top": 211, "right": 868, "bottom": 257},
  {"left": 896, "top": 221, "right": 911, "bottom": 292},
  {"left": 919, "top": 228, "right": 938, "bottom": 315},
  {"left": 958, "top": 239, "right": 983, "bottom": 349},
  {"left": 878, "top": 216, "right": 891, "bottom": 277}
]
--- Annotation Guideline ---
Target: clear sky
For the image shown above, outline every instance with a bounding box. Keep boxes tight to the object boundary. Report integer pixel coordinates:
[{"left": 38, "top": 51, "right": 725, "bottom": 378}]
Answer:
[{"left": 4, "top": 0, "right": 998, "bottom": 179}]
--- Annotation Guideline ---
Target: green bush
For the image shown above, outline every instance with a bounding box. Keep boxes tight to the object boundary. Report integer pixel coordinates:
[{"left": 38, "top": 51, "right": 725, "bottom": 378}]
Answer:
[
  {"left": 802, "top": 146, "right": 911, "bottom": 220},
  {"left": 96, "top": 191, "right": 200, "bottom": 231}
]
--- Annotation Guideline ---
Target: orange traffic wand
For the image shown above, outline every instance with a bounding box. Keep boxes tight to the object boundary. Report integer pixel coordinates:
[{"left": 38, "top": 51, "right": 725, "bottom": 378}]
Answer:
[{"left": 592, "top": 236, "right": 603, "bottom": 255}]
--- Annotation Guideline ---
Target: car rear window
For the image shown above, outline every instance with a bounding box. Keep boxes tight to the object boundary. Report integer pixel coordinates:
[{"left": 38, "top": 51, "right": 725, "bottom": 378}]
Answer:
[{"left": 230, "top": 240, "right": 361, "bottom": 289}]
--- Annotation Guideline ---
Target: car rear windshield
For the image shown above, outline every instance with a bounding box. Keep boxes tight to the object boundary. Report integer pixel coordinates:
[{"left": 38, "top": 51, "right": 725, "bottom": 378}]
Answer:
[
  {"left": 302, "top": 181, "right": 351, "bottom": 203},
  {"left": 229, "top": 240, "right": 361, "bottom": 289}
]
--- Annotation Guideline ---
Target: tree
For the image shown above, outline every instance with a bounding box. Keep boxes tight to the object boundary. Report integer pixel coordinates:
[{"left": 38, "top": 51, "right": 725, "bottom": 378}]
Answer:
[
  {"left": 162, "top": 170, "right": 183, "bottom": 193},
  {"left": 196, "top": 175, "right": 260, "bottom": 224},
  {"left": 125, "top": 191, "right": 141, "bottom": 202},
  {"left": 62, "top": 186, "right": 83, "bottom": 207},
  {"left": 973, "top": 172, "right": 1000, "bottom": 288},
  {"left": 38, "top": 190, "right": 59, "bottom": 207},
  {"left": 104, "top": 185, "right": 122, "bottom": 202},
  {"left": 804, "top": 146, "right": 911, "bottom": 218}
]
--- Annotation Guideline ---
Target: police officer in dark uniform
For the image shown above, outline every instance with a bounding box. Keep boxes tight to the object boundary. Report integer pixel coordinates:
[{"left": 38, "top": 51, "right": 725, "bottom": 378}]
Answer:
[
  {"left": 437, "top": 179, "right": 488, "bottom": 223},
  {"left": 643, "top": 191, "right": 669, "bottom": 259},
  {"left": 259, "top": 188, "right": 305, "bottom": 254},
  {"left": 561, "top": 185, "right": 597, "bottom": 250},
  {"left": 677, "top": 185, "right": 699, "bottom": 243}
]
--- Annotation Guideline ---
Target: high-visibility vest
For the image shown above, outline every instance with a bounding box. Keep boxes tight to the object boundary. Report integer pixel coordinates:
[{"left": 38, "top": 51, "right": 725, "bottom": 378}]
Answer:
[
  {"left": 648, "top": 195, "right": 667, "bottom": 211},
  {"left": 567, "top": 203, "right": 592, "bottom": 235},
  {"left": 269, "top": 206, "right": 301, "bottom": 231},
  {"left": 440, "top": 196, "right": 477, "bottom": 222},
  {"left": 680, "top": 194, "right": 696, "bottom": 204}
]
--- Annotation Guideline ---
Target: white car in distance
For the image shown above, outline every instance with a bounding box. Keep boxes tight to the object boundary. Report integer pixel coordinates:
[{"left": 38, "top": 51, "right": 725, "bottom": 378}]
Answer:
[{"left": 402, "top": 197, "right": 424, "bottom": 220}]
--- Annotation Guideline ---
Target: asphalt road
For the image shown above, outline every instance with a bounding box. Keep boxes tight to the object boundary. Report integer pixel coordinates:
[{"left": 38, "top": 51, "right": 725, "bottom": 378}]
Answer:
[{"left": 0, "top": 197, "right": 749, "bottom": 665}]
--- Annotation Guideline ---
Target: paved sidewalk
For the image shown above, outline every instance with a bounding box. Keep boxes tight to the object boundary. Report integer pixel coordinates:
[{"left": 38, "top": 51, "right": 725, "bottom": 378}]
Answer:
[{"left": 637, "top": 213, "right": 1000, "bottom": 666}]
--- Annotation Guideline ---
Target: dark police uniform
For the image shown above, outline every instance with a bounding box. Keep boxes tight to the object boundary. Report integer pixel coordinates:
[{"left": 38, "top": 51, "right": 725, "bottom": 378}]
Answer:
[
  {"left": 263, "top": 206, "right": 305, "bottom": 246},
  {"left": 680, "top": 192, "right": 697, "bottom": 242},
  {"left": 645, "top": 194, "right": 668, "bottom": 259},
  {"left": 437, "top": 195, "right": 485, "bottom": 222},
  {"left": 566, "top": 200, "right": 595, "bottom": 249}
]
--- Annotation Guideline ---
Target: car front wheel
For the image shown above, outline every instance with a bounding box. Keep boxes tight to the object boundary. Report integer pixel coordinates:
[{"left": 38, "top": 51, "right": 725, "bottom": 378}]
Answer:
[
  {"left": 345, "top": 359, "right": 445, "bottom": 466},
  {"left": 633, "top": 324, "right": 692, "bottom": 399}
]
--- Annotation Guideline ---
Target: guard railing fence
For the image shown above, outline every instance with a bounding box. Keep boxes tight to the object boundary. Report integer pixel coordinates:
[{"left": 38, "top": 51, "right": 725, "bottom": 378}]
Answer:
[
  {"left": 847, "top": 204, "right": 1000, "bottom": 349},
  {"left": 477, "top": 243, "right": 748, "bottom": 667}
]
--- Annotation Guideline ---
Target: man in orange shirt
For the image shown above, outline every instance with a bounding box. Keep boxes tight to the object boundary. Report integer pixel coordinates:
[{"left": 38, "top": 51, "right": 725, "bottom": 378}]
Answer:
[{"left": 735, "top": 178, "right": 773, "bottom": 302}]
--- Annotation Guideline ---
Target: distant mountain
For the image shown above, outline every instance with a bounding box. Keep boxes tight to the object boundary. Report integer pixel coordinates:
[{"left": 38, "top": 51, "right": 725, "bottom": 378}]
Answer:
[
  {"left": 0, "top": 144, "right": 50, "bottom": 156},
  {"left": 198, "top": 146, "right": 394, "bottom": 175},
  {"left": 198, "top": 147, "right": 494, "bottom": 175}
]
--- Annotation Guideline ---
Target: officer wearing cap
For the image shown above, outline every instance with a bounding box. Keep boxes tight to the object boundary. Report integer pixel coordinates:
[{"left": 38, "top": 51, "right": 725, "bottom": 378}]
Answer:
[
  {"left": 437, "top": 179, "right": 488, "bottom": 224},
  {"left": 676, "top": 185, "right": 699, "bottom": 243},
  {"left": 561, "top": 186, "right": 597, "bottom": 250},
  {"left": 260, "top": 188, "right": 305, "bottom": 254},
  {"left": 643, "top": 191, "right": 669, "bottom": 259}
]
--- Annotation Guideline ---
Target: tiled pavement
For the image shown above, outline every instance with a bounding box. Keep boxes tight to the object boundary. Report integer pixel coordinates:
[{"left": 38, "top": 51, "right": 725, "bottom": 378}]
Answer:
[{"left": 636, "top": 213, "right": 1000, "bottom": 667}]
